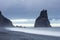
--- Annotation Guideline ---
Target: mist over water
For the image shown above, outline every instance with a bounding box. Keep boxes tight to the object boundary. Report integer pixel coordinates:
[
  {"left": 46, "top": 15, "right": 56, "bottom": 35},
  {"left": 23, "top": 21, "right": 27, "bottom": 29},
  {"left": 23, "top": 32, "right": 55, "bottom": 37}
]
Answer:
[
  {"left": 0, "top": 27, "right": 60, "bottom": 40},
  {"left": 11, "top": 19, "right": 60, "bottom": 27},
  {"left": 1, "top": 27, "right": 60, "bottom": 37}
]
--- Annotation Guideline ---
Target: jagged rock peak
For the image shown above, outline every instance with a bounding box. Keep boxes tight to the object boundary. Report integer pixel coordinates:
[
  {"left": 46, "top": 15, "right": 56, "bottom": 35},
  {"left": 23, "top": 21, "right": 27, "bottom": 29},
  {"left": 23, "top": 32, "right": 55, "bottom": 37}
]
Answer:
[
  {"left": 34, "top": 9, "right": 51, "bottom": 27},
  {"left": 0, "top": 11, "right": 14, "bottom": 27},
  {"left": 40, "top": 9, "right": 48, "bottom": 18}
]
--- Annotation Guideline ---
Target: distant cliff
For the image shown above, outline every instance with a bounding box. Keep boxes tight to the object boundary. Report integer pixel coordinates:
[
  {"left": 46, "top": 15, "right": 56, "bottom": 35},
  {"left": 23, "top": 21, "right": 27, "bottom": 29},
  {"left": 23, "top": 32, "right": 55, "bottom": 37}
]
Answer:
[
  {"left": 0, "top": 11, "right": 14, "bottom": 27},
  {"left": 34, "top": 9, "right": 51, "bottom": 27}
]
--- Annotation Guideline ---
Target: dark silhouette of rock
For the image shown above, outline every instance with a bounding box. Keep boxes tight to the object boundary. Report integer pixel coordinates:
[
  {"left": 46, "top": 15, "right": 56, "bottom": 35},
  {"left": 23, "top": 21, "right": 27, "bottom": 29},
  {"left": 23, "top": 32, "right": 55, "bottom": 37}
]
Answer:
[
  {"left": 0, "top": 11, "right": 14, "bottom": 27},
  {"left": 34, "top": 9, "right": 51, "bottom": 27}
]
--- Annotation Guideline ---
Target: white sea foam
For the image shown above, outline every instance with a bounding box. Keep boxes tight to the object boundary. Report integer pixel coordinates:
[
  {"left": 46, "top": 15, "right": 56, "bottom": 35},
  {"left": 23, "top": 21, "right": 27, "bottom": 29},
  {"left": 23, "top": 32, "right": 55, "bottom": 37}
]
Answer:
[{"left": 5, "top": 27, "right": 60, "bottom": 37}]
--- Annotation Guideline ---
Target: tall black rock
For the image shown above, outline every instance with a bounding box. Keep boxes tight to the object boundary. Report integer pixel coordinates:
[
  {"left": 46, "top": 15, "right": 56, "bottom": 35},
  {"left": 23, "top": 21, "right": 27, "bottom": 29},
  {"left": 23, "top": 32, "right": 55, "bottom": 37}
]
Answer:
[
  {"left": 0, "top": 11, "right": 13, "bottom": 27},
  {"left": 34, "top": 9, "right": 51, "bottom": 27}
]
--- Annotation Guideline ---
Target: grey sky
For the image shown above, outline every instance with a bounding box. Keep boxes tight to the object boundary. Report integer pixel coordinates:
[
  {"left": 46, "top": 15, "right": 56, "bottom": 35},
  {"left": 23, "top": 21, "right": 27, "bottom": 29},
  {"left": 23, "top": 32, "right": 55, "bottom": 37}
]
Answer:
[{"left": 0, "top": 0, "right": 60, "bottom": 19}]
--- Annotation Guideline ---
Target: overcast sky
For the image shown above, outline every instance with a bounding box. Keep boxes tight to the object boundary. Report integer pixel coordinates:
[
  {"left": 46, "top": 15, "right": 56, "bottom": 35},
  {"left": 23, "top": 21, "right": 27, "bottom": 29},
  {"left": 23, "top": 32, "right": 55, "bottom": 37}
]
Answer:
[
  {"left": 0, "top": 0, "right": 60, "bottom": 27},
  {"left": 0, "top": 0, "right": 60, "bottom": 19}
]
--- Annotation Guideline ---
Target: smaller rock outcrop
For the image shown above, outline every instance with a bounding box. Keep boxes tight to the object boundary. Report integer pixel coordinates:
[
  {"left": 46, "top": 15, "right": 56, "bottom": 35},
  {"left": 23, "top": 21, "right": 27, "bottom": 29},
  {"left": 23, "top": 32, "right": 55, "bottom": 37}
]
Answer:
[
  {"left": 0, "top": 11, "right": 13, "bottom": 27},
  {"left": 34, "top": 9, "right": 51, "bottom": 27}
]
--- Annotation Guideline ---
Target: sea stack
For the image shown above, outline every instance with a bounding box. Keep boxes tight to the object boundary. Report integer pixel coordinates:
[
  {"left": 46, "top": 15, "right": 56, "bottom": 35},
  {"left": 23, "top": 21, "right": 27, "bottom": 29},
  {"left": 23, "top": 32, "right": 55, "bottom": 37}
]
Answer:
[
  {"left": 0, "top": 11, "right": 13, "bottom": 27},
  {"left": 34, "top": 9, "right": 51, "bottom": 27}
]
